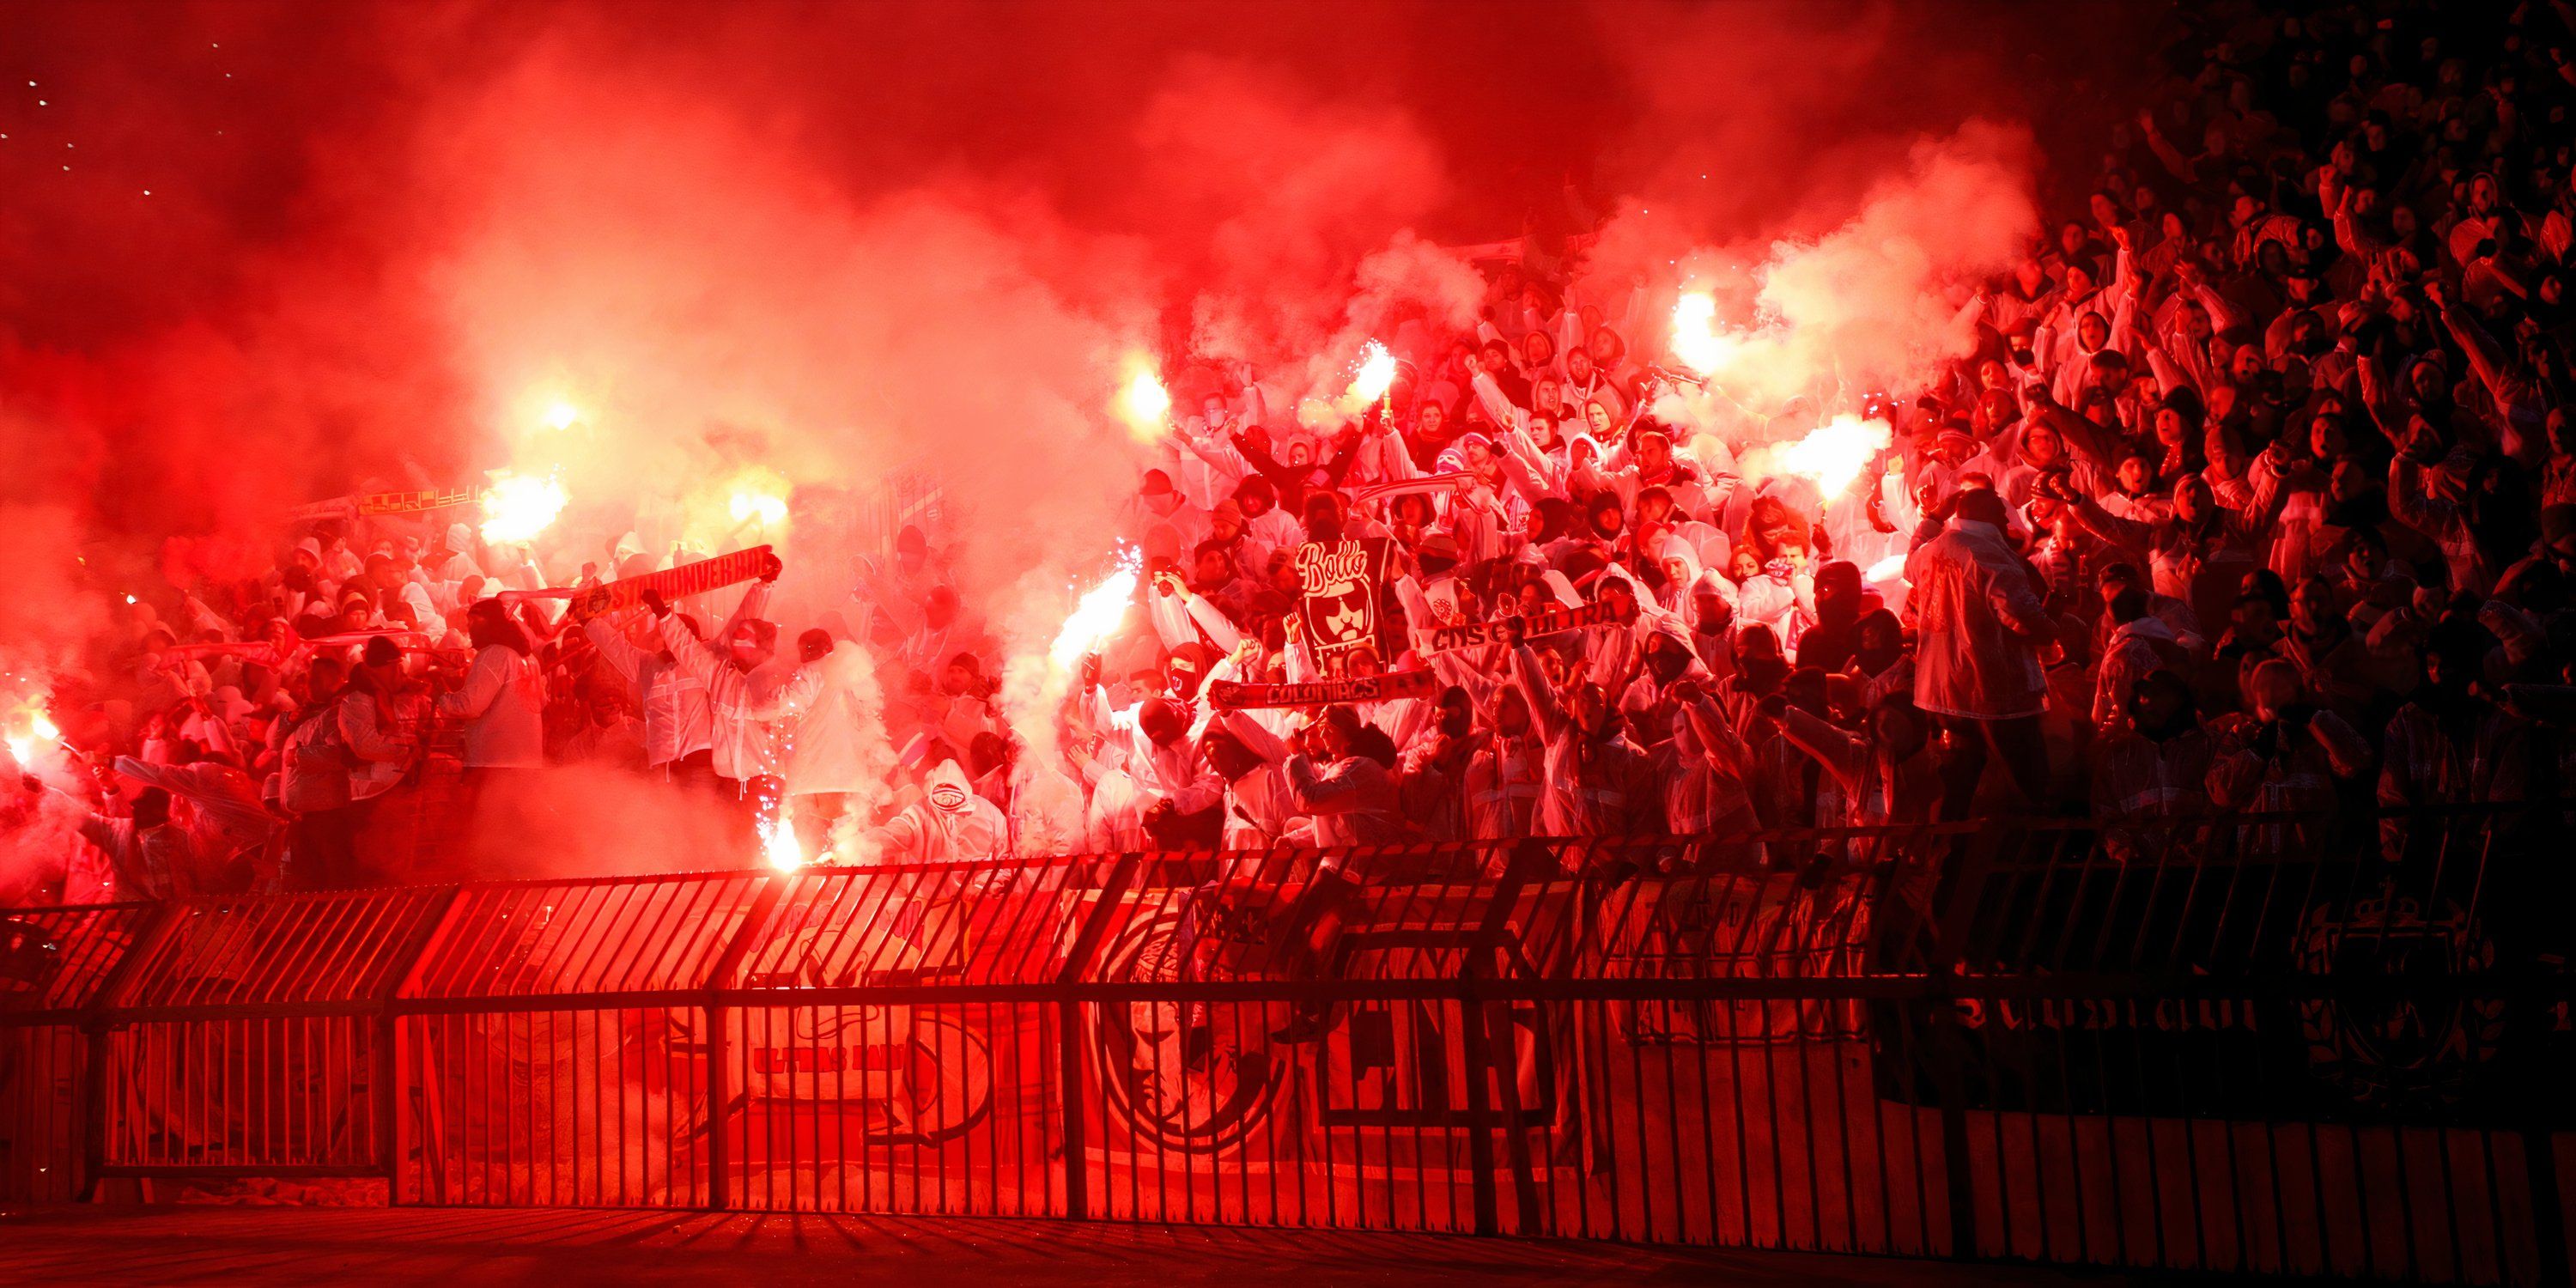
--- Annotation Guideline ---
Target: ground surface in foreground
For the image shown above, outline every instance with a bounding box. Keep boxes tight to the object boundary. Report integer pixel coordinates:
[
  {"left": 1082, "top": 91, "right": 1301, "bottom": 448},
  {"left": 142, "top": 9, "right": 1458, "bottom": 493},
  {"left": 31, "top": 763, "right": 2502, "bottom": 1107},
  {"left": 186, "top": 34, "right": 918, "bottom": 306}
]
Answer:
[{"left": 0, "top": 1205, "right": 2153, "bottom": 1285}]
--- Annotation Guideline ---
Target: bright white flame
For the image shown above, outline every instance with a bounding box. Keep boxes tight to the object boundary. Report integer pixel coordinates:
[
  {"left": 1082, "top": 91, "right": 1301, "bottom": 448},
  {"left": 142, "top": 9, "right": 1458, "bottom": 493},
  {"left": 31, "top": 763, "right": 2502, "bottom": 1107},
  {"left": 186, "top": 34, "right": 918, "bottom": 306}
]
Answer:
[
  {"left": 728, "top": 488, "right": 787, "bottom": 528},
  {"left": 1049, "top": 547, "right": 1143, "bottom": 671},
  {"left": 1115, "top": 365, "right": 1171, "bottom": 441},
  {"left": 1350, "top": 340, "right": 1396, "bottom": 403},
  {"left": 5, "top": 705, "right": 58, "bottom": 766},
  {"left": 1670, "top": 291, "right": 1741, "bottom": 375},
  {"left": 479, "top": 471, "right": 570, "bottom": 544},
  {"left": 1772, "top": 415, "right": 1893, "bottom": 503},
  {"left": 761, "top": 812, "right": 805, "bottom": 872},
  {"left": 542, "top": 401, "right": 581, "bottom": 431}
]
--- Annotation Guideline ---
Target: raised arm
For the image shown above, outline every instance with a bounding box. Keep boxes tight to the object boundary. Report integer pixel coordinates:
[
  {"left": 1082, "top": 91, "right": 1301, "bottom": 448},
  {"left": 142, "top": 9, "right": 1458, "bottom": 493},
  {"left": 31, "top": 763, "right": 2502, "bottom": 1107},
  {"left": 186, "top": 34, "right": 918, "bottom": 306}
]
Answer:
[{"left": 1508, "top": 641, "right": 1570, "bottom": 739}]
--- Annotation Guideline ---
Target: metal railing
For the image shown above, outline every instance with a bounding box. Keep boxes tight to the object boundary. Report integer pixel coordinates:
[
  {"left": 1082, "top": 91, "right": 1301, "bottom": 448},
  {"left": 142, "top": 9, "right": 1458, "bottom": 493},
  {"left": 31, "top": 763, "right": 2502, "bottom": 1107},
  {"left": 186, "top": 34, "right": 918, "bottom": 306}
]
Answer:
[{"left": 3, "top": 805, "right": 2568, "bottom": 1284}]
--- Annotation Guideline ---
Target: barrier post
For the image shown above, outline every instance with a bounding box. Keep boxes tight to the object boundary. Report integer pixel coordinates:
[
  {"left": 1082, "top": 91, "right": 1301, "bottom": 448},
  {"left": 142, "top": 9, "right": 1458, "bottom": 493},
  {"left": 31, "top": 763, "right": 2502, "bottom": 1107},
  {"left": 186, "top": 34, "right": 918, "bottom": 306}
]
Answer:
[
  {"left": 702, "top": 876, "right": 787, "bottom": 1212},
  {"left": 77, "top": 902, "right": 175, "bottom": 1202},
  {"left": 1054, "top": 854, "right": 1139, "bottom": 1221}
]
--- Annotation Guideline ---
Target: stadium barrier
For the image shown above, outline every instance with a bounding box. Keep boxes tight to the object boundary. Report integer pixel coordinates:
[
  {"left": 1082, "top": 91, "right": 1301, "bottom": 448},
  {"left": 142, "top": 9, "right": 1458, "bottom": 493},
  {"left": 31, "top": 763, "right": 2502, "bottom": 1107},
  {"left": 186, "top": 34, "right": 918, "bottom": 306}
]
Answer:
[{"left": 3, "top": 804, "right": 2569, "bottom": 1284}]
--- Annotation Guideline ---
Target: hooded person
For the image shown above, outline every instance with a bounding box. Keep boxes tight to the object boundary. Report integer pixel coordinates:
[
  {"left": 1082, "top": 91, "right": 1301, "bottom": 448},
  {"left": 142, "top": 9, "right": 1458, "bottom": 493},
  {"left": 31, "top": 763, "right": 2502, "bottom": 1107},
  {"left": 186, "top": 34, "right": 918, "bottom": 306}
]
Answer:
[
  {"left": 1683, "top": 569, "right": 1740, "bottom": 678},
  {"left": 434, "top": 523, "right": 483, "bottom": 584},
  {"left": 1906, "top": 488, "right": 2057, "bottom": 819},
  {"left": 1792, "top": 560, "right": 1868, "bottom": 671},
  {"left": 773, "top": 630, "right": 888, "bottom": 842},
  {"left": 863, "top": 756, "right": 1006, "bottom": 864}
]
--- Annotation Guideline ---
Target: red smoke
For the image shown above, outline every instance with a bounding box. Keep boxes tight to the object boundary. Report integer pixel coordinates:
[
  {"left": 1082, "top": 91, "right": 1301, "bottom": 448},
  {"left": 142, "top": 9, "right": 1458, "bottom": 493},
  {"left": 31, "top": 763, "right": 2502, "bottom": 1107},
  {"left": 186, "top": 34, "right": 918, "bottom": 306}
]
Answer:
[{"left": 0, "top": 0, "right": 2161, "bottom": 657}]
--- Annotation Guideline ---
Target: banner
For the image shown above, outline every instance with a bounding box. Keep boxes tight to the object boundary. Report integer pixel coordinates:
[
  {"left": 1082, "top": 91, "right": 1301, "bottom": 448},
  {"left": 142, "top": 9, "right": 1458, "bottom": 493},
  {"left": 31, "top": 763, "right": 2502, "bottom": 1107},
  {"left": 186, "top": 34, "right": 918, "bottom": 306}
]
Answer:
[
  {"left": 1426, "top": 596, "right": 1635, "bottom": 654},
  {"left": 1206, "top": 670, "right": 1442, "bottom": 710},
  {"left": 1292, "top": 538, "right": 1394, "bottom": 674},
  {"left": 292, "top": 489, "right": 479, "bottom": 521},
  {"left": 505, "top": 545, "right": 780, "bottom": 621}
]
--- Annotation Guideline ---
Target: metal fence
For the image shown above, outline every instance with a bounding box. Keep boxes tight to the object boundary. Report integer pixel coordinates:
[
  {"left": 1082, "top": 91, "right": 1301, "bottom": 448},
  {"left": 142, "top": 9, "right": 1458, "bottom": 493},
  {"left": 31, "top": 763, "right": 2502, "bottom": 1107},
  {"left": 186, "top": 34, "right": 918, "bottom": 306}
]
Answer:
[{"left": 3, "top": 805, "right": 2569, "bottom": 1284}]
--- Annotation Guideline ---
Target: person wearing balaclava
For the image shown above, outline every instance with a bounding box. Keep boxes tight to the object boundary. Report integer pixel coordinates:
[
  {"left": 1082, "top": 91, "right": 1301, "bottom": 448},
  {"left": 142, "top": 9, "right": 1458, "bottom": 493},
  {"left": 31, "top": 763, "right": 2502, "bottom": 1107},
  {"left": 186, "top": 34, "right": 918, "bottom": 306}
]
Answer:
[
  {"left": 2378, "top": 616, "right": 2530, "bottom": 863},
  {"left": 863, "top": 754, "right": 1005, "bottom": 863},
  {"left": 1084, "top": 653, "right": 1224, "bottom": 847},
  {"left": 1750, "top": 687, "right": 1940, "bottom": 865}
]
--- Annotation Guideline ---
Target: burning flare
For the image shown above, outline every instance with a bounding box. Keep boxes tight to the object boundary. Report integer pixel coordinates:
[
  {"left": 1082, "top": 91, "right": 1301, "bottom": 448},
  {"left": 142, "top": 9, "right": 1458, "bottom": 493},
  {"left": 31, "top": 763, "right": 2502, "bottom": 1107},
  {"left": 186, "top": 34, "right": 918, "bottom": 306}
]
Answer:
[
  {"left": 1049, "top": 546, "right": 1142, "bottom": 671},
  {"left": 728, "top": 486, "right": 787, "bottom": 529},
  {"left": 1670, "top": 291, "right": 1740, "bottom": 376},
  {"left": 541, "top": 400, "right": 582, "bottom": 431},
  {"left": 4, "top": 703, "right": 58, "bottom": 766},
  {"left": 479, "top": 471, "right": 570, "bottom": 544},
  {"left": 1772, "top": 414, "right": 1892, "bottom": 504},
  {"left": 761, "top": 812, "right": 805, "bottom": 872},
  {"left": 1349, "top": 339, "right": 1396, "bottom": 404},
  {"left": 1114, "top": 361, "right": 1171, "bottom": 441}
]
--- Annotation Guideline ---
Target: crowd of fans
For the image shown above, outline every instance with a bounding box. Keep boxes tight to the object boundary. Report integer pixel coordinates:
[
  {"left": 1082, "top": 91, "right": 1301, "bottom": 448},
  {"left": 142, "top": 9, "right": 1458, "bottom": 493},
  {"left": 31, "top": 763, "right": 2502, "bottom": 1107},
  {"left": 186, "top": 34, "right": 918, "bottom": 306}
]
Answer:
[{"left": 7, "top": 0, "right": 2573, "bottom": 905}]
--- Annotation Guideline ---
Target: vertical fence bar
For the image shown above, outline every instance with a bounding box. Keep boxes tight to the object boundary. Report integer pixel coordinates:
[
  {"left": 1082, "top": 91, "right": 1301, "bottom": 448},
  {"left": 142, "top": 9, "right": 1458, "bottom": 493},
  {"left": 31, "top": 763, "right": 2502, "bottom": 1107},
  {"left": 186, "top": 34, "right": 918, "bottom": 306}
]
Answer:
[
  {"left": 699, "top": 875, "right": 784, "bottom": 1212},
  {"left": 1054, "top": 854, "right": 1138, "bottom": 1223}
]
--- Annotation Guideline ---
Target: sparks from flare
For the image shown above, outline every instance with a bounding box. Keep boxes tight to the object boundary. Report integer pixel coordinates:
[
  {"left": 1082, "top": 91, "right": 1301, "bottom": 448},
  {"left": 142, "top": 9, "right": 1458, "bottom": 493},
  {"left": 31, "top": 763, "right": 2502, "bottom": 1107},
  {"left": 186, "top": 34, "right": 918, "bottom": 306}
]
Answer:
[
  {"left": 479, "top": 471, "right": 570, "bottom": 544},
  {"left": 1049, "top": 546, "right": 1142, "bottom": 671},
  {"left": 1350, "top": 340, "right": 1396, "bottom": 405},
  {"left": 541, "top": 401, "right": 582, "bottom": 431}
]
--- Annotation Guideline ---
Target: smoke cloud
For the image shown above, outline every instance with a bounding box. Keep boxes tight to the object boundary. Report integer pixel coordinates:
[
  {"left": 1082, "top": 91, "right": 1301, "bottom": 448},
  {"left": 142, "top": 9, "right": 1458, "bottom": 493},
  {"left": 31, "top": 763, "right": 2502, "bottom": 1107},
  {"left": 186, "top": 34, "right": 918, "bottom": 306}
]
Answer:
[{"left": 0, "top": 0, "right": 2167, "bottom": 875}]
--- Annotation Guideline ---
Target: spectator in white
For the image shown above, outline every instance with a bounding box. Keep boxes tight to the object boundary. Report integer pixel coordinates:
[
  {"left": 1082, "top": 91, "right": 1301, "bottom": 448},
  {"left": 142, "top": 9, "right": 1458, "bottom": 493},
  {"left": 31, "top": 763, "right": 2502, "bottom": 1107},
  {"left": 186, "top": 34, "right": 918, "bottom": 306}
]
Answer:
[
  {"left": 1283, "top": 704, "right": 1405, "bottom": 852},
  {"left": 863, "top": 756, "right": 1006, "bottom": 863},
  {"left": 1084, "top": 657, "right": 1224, "bottom": 847},
  {"left": 1509, "top": 640, "right": 1658, "bottom": 841},
  {"left": 282, "top": 645, "right": 415, "bottom": 888},
  {"left": 436, "top": 598, "right": 547, "bottom": 775},
  {"left": 775, "top": 629, "right": 882, "bottom": 845},
  {"left": 1905, "top": 488, "right": 2057, "bottom": 819},
  {"left": 586, "top": 589, "right": 767, "bottom": 793},
  {"left": 650, "top": 579, "right": 781, "bottom": 793}
]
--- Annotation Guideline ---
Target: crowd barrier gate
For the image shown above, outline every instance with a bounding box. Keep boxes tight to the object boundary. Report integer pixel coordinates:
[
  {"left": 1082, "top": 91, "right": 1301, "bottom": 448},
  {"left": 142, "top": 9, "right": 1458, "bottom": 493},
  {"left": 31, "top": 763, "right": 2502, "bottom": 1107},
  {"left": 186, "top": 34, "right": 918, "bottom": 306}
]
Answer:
[{"left": 3, "top": 805, "right": 2570, "bottom": 1285}]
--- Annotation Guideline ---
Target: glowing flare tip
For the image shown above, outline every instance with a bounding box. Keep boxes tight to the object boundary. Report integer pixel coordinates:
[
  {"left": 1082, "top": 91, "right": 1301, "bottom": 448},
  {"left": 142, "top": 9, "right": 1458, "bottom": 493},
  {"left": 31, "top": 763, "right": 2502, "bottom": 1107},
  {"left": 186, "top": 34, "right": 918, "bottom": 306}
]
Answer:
[
  {"left": 541, "top": 401, "right": 581, "bottom": 431},
  {"left": 1350, "top": 340, "right": 1396, "bottom": 404},
  {"left": 1115, "top": 367, "right": 1171, "bottom": 440},
  {"left": 762, "top": 815, "right": 805, "bottom": 872},
  {"left": 479, "top": 471, "right": 570, "bottom": 544},
  {"left": 1776, "top": 415, "right": 1892, "bottom": 503},
  {"left": 1670, "top": 291, "right": 1735, "bottom": 375},
  {"left": 5, "top": 706, "right": 57, "bottom": 766},
  {"left": 729, "top": 489, "right": 787, "bottom": 527}
]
